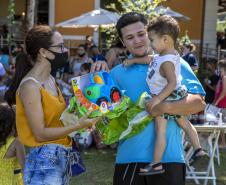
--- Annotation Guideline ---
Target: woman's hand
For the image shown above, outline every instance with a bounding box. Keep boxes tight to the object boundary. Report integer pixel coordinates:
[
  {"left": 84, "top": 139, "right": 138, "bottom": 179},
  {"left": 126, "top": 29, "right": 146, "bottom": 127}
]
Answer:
[
  {"left": 90, "top": 61, "right": 109, "bottom": 72},
  {"left": 77, "top": 112, "right": 101, "bottom": 129}
]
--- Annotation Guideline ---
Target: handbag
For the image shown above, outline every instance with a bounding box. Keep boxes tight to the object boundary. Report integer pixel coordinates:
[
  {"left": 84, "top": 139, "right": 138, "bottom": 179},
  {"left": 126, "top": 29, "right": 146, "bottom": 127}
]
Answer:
[{"left": 69, "top": 140, "right": 86, "bottom": 176}]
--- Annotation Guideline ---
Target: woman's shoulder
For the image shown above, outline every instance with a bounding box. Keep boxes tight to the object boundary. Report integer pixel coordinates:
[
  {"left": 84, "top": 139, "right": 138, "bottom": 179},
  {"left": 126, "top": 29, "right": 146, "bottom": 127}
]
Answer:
[
  {"left": 18, "top": 76, "right": 42, "bottom": 97},
  {"left": 20, "top": 76, "right": 40, "bottom": 87}
]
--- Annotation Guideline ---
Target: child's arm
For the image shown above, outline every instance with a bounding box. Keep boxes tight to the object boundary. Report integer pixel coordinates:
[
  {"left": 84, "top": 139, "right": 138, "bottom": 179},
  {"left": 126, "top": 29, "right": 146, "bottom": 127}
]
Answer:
[
  {"left": 14, "top": 138, "right": 26, "bottom": 170},
  {"left": 123, "top": 55, "right": 153, "bottom": 67},
  {"left": 158, "top": 61, "right": 177, "bottom": 101},
  {"left": 214, "top": 76, "right": 226, "bottom": 105}
]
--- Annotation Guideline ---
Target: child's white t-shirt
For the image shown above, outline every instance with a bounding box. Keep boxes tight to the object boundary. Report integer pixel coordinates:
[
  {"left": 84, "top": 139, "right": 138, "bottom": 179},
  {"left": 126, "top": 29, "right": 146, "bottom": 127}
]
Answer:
[{"left": 146, "top": 54, "right": 182, "bottom": 95}]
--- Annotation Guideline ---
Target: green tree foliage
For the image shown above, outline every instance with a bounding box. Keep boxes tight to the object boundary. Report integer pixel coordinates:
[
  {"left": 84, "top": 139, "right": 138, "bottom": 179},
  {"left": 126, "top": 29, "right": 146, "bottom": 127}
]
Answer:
[
  {"left": 102, "top": 0, "right": 165, "bottom": 48},
  {"left": 179, "top": 30, "right": 191, "bottom": 45},
  {"left": 217, "top": 19, "right": 226, "bottom": 32}
]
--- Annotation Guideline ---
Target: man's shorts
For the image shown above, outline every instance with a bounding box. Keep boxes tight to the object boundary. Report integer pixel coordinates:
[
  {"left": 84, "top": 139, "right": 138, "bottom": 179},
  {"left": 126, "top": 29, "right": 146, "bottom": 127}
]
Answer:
[{"left": 113, "top": 162, "right": 186, "bottom": 185}]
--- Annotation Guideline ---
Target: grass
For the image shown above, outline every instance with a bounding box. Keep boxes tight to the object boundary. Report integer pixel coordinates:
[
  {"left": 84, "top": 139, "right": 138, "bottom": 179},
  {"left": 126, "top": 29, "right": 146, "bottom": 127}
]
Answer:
[
  {"left": 71, "top": 148, "right": 226, "bottom": 185},
  {"left": 71, "top": 148, "right": 116, "bottom": 185}
]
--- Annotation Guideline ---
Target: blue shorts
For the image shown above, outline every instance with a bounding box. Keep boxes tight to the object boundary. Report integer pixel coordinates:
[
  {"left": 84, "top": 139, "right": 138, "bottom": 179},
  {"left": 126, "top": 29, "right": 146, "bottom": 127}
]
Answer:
[{"left": 23, "top": 144, "right": 71, "bottom": 185}]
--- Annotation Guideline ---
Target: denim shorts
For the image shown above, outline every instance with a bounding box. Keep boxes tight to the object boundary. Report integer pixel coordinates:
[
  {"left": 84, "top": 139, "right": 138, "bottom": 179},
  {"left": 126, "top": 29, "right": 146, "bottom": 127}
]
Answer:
[{"left": 23, "top": 144, "right": 71, "bottom": 185}]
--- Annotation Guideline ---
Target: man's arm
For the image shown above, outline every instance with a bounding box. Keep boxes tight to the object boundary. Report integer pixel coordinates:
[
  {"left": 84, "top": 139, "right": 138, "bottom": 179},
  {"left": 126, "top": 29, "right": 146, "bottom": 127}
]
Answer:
[{"left": 146, "top": 94, "right": 206, "bottom": 117}]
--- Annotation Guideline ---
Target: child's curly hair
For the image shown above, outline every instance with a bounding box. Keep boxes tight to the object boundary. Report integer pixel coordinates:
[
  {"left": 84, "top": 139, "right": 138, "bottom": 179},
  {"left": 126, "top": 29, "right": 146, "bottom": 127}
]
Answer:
[
  {"left": 148, "top": 15, "right": 180, "bottom": 44},
  {"left": 0, "top": 102, "right": 15, "bottom": 147}
]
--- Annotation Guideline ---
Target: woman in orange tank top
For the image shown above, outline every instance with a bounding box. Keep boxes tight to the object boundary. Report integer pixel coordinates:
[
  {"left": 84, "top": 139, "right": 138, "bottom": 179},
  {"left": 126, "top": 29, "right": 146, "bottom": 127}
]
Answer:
[{"left": 4, "top": 25, "right": 99, "bottom": 185}]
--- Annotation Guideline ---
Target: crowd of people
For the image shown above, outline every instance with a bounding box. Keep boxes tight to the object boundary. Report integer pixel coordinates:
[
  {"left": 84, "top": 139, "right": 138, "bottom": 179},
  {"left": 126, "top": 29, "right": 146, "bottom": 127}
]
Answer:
[{"left": 0, "top": 11, "right": 225, "bottom": 185}]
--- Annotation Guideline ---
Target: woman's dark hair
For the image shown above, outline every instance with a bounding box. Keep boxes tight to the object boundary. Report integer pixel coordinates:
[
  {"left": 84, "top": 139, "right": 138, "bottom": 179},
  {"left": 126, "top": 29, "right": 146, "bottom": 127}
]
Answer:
[
  {"left": 4, "top": 25, "right": 55, "bottom": 105},
  {"left": 0, "top": 102, "right": 15, "bottom": 147},
  {"left": 116, "top": 12, "right": 148, "bottom": 39},
  {"left": 184, "top": 43, "right": 196, "bottom": 52}
]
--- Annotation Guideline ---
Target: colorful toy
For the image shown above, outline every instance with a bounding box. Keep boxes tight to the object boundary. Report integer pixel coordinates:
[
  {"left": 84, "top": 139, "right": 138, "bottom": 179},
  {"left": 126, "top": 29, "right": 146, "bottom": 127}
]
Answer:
[
  {"left": 83, "top": 71, "right": 122, "bottom": 112},
  {"left": 71, "top": 77, "right": 99, "bottom": 112},
  {"left": 62, "top": 72, "right": 152, "bottom": 145}
]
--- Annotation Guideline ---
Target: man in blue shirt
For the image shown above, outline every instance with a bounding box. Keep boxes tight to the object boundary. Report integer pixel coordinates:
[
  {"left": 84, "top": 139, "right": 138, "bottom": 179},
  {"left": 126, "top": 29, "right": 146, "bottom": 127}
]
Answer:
[{"left": 91, "top": 12, "right": 205, "bottom": 185}]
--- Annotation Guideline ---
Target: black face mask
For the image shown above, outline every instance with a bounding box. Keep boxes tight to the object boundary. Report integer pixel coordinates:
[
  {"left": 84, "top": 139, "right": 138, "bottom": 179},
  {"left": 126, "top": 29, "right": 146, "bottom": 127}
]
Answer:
[
  {"left": 47, "top": 51, "right": 68, "bottom": 72},
  {"left": 78, "top": 53, "right": 86, "bottom": 57}
]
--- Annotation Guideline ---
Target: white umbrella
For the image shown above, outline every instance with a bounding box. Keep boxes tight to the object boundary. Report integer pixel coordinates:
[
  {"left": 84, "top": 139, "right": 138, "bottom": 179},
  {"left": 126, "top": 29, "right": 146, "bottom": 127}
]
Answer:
[
  {"left": 55, "top": 8, "right": 120, "bottom": 28},
  {"left": 154, "top": 6, "right": 190, "bottom": 21}
]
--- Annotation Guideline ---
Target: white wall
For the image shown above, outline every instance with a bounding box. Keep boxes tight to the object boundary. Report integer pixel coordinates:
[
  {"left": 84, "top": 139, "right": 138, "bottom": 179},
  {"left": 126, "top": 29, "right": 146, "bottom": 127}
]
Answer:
[
  {"left": 203, "top": 0, "right": 218, "bottom": 50},
  {"left": 93, "top": 0, "right": 100, "bottom": 46},
  {"left": 49, "top": 0, "right": 55, "bottom": 27}
]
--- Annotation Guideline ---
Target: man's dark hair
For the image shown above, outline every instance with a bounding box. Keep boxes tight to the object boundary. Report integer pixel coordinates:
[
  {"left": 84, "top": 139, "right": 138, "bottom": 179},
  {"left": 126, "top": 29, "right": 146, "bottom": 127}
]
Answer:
[
  {"left": 148, "top": 15, "right": 180, "bottom": 43},
  {"left": 78, "top": 44, "right": 87, "bottom": 50},
  {"left": 116, "top": 12, "right": 148, "bottom": 39}
]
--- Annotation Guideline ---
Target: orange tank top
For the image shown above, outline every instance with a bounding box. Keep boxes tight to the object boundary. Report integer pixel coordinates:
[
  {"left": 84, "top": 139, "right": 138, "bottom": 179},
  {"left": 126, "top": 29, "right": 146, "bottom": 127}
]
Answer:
[{"left": 16, "top": 77, "right": 72, "bottom": 147}]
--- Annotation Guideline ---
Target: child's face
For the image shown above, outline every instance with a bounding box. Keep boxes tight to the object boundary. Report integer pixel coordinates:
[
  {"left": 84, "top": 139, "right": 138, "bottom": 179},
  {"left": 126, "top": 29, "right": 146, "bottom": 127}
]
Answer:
[{"left": 148, "top": 31, "right": 165, "bottom": 54}]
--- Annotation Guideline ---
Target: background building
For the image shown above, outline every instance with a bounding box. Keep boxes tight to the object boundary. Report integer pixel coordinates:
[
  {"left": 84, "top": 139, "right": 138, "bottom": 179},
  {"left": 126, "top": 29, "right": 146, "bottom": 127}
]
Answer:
[{"left": 0, "top": 0, "right": 223, "bottom": 59}]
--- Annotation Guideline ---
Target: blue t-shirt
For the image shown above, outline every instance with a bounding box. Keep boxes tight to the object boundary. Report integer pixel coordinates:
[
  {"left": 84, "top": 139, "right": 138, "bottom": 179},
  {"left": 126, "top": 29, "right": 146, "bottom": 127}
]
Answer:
[
  {"left": 0, "top": 54, "right": 10, "bottom": 70},
  {"left": 182, "top": 52, "right": 198, "bottom": 67},
  {"left": 110, "top": 58, "right": 205, "bottom": 164}
]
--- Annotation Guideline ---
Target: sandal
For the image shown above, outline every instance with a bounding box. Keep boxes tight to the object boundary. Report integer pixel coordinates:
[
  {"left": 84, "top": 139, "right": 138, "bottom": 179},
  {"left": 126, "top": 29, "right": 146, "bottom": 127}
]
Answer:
[
  {"left": 139, "top": 162, "right": 165, "bottom": 176},
  {"left": 189, "top": 148, "right": 209, "bottom": 166}
]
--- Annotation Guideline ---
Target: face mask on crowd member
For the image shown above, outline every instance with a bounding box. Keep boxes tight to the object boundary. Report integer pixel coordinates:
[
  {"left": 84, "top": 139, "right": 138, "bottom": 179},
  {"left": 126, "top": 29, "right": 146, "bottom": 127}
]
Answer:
[
  {"left": 47, "top": 50, "right": 68, "bottom": 72},
  {"left": 43, "top": 37, "right": 69, "bottom": 72},
  {"left": 77, "top": 45, "right": 87, "bottom": 58}
]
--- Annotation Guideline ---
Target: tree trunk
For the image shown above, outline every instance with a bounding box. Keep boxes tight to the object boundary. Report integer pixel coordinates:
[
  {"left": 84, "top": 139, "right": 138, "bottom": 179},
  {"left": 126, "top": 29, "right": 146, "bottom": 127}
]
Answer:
[{"left": 26, "top": 0, "right": 37, "bottom": 31}]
